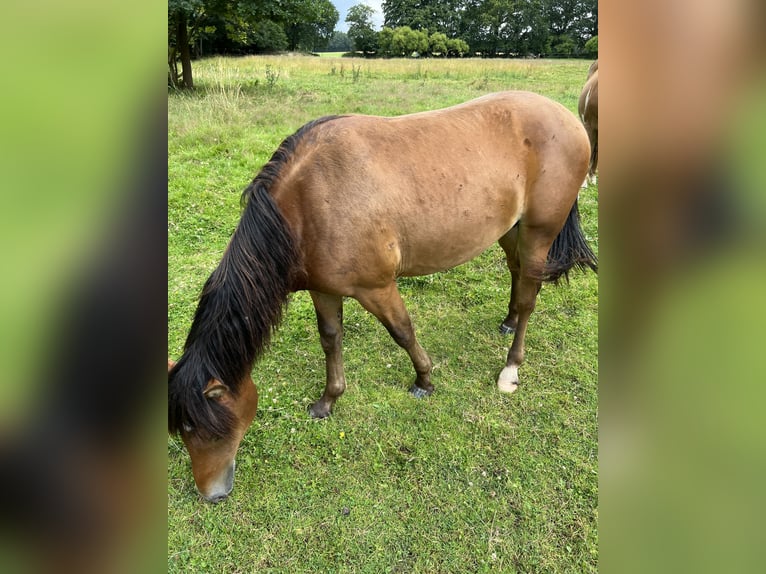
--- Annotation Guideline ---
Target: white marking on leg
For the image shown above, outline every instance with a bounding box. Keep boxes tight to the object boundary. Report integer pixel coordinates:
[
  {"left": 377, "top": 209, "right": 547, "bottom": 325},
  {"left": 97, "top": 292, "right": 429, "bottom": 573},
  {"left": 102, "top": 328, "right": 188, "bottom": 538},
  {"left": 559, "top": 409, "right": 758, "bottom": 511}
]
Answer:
[{"left": 497, "top": 365, "right": 519, "bottom": 393}]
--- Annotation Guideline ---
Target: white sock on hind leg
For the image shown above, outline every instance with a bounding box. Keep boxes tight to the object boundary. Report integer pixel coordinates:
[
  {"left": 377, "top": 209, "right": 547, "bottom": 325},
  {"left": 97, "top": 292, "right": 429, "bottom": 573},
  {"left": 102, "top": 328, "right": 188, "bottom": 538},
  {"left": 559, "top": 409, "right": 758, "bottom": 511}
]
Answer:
[{"left": 497, "top": 366, "right": 519, "bottom": 393}]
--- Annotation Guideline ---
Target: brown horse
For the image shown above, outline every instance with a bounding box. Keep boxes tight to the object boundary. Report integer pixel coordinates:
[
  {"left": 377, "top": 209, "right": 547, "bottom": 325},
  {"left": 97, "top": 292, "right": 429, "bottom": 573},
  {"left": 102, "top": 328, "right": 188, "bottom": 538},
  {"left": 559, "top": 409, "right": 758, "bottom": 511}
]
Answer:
[
  {"left": 579, "top": 60, "right": 599, "bottom": 184},
  {"left": 168, "top": 91, "right": 597, "bottom": 502}
]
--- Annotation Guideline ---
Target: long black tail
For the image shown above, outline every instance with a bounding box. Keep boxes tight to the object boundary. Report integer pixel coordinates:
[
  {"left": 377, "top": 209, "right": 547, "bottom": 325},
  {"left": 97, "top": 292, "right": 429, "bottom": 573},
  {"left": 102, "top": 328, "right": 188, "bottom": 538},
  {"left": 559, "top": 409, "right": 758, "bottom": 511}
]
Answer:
[{"left": 544, "top": 199, "right": 598, "bottom": 283}]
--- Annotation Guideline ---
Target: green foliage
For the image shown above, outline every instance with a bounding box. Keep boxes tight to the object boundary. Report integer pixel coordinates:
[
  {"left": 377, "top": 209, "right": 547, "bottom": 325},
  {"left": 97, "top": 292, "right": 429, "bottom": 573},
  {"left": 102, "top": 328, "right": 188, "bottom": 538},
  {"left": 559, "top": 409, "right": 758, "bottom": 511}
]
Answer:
[
  {"left": 383, "top": 0, "right": 461, "bottom": 36},
  {"left": 381, "top": 0, "right": 598, "bottom": 57},
  {"left": 377, "top": 26, "right": 395, "bottom": 57},
  {"left": 378, "top": 26, "right": 431, "bottom": 57},
  {"left": 170, "top": 0, "right": 599, "bottom": 79},
  {"left": 346, "top": 4, "right": 379, "bottom": 54},
  {"left": 403, "top": 26, "right": 430, "bottom": 56},
  {"left": 545, "top": 0, "right": 597, "bottom": 41},
  {"left": 584, "top": 35, "right": 598, "bottom": 57},
  {"left": 249, "top": 20, "right": 289, "bottom": 53},
  {"left": 379, "top": 26, "right": 467, "bottom": 58},
  {"left": 281, "top": 0, "right": 338, "bottom": 51},
  {"left": 326, "top": 31, "right": 353, "bottom": 52},
  {"left": 549, "top": 34, "right": 578, "bottom": 57},
  {"left": 168, "top": 0, "right": 339, "bottom": 88},
  {"left": 428, "top": 32, "right": 448, "bottom": 56},
  {"left": 446, "top": 37, "right": 470, "bottom": 57}
]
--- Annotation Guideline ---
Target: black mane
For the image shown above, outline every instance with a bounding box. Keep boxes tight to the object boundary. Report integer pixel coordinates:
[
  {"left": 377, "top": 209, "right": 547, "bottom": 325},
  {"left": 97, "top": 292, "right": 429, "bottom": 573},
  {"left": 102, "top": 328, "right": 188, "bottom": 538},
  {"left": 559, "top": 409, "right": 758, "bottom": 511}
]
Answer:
[{"left": 169, "top": 115, "right": 343, "bottom": 439}]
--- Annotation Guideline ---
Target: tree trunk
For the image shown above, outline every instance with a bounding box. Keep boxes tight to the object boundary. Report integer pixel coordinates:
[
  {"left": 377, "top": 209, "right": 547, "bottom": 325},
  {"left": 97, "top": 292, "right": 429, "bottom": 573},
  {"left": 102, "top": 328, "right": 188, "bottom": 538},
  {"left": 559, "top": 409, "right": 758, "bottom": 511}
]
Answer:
[
  {"left": 176, "top": 12, "right": 194, "bottom": 89},
  {"left": 168, "top": 46, "right": 179, "bottom": 88}
]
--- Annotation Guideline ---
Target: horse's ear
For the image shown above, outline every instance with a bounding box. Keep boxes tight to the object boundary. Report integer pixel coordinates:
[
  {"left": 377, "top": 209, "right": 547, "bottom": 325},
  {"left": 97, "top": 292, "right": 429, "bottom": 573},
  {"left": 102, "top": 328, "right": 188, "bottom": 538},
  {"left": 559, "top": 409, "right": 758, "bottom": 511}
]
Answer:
[{"left": 203, "top": 380, "right": 230, "bottom": 401}]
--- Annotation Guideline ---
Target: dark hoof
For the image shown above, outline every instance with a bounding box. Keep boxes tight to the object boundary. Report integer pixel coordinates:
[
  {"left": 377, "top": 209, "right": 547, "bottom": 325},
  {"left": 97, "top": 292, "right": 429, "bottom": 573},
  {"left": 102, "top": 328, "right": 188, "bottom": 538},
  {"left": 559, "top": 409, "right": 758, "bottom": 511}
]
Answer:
[
  {"left": 409, "top": 385, "right": 433, "bottom": 399},
  {"left": 308, "top": 402, "right": 331, "bottom": 419},
  {"left": 499, "top": 323, "right": 515, "bottom": 335}
]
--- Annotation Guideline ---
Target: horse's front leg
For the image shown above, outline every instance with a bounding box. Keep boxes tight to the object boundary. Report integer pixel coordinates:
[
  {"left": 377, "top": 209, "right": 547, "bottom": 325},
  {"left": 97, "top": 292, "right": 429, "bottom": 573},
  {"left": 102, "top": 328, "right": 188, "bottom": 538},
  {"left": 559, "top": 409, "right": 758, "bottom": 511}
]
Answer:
[{"left": 309, "top": 291, "right": 346, "bottom": 419}]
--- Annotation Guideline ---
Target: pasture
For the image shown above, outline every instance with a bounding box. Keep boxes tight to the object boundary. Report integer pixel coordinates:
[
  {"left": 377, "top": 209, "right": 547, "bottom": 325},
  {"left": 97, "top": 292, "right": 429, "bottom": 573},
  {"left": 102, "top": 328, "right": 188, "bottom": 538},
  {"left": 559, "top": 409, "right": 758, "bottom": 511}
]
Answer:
[{"left": 169, "top": 55, "right": 598, "bottom": 573}]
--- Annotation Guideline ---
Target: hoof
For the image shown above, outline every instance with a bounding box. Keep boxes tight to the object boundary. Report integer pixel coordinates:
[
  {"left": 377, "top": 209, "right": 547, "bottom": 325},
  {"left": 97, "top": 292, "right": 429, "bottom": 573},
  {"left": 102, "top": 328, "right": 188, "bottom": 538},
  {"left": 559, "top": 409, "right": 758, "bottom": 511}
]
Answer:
[
  {"left": 498, "top": 382, "right": 518, "bottom": 394},
  {"left": 409, "top": 385, "right": 433, "bottom": 399},
  {"left": 499, "top": 323, "right": 515, "bottom": 335},
  {"left": 308, "top": 402, "right": 331, "bottom": 419},
  {"left": 497, "top": 366, "right": 519, "bottom": 394}
]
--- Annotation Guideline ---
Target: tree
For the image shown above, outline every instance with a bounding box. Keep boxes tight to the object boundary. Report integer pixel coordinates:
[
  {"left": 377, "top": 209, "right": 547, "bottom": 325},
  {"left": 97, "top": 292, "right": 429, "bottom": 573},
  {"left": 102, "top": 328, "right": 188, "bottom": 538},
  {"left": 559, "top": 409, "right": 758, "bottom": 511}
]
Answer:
[
  {"left": 346, "top": 4, "right": 379, "bottom": 54},
  {"left": 168, "top": 0, "right": 339, "bottom": 89},
  {"left": 544, "top": 0, "right": 597, "bottom": 50},
  {"left": 383, "top": 0, "right": 465, "bottom": 37},
  {"left": 377, "top": 27, "right": 396, "bottom": 57},
  {"left": 583, "top": 35, "right": 597, "bottom": 57},
  {"left": 168, "top": 0, "right": 205, "bottom": 88},
  {"left": 169, "top": 0, "right": 278, "bottom": 88},
  {"left": 457, "top": 0, "right": 596, "bottom": 58},
  {"left": 387, "top": 26, "right": 429, "bottom": 57},
  {"left": 249, "top": 20, "right": 289, "bottom": 53},
  {"left": 429, "top": 32, "right": 448, "bottom": 56},
  {"left": 379, "top": 26, "right": 468, "bottom": 58},
  {"left": 446, "top": 38, "right": 470, "bottom": 57},
  {"left": 548, "top": 34, "right": 577, "bottom": 56},
  {"left": 461, "top": 0, "right": 518, "bottom": 57},
  {"left": 281, "top": 0, "right": 338, "bottom": 51},
  {"left": 327, "top": 31, "right": 354, "bottom": 52}
]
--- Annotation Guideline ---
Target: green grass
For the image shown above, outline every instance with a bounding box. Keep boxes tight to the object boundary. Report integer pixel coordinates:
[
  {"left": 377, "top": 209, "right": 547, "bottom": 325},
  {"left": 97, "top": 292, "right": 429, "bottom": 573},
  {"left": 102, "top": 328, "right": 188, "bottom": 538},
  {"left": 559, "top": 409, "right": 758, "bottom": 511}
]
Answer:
[{"left": 169, "top": 55, "right": 598, "bottom": 573}]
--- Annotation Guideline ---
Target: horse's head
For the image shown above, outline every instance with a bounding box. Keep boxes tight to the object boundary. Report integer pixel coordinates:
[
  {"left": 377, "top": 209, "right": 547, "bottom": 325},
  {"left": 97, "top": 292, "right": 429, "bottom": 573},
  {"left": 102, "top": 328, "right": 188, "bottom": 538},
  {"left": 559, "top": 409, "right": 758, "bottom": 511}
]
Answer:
[{"left": 168, "top": 359, "right": 259, "bottom": 502}]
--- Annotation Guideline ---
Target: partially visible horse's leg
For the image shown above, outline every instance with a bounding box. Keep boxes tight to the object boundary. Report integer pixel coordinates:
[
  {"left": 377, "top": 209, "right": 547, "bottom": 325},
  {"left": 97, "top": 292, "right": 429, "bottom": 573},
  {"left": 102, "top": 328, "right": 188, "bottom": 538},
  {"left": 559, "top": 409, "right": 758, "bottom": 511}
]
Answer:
[
  {"left": 354, "top": 283, "right": 434, "bottom": 398},
  {"left": 497, "top": 225, "right": 550, "bottom": 393},
  {"left": 498, "top": 225, "right": 520, "bottom": 334},
  {"left": 587, "top": 127, "right": 598, "bottom": 184},
  {"left": 309, "top": 291, "right": 345, "bottom": 418}
]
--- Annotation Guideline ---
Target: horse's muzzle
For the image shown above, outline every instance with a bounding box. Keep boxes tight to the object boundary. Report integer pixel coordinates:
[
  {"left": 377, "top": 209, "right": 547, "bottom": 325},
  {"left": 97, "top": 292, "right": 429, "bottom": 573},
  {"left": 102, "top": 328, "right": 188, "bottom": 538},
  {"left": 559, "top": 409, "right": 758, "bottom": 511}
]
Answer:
[{"left": 200, "top": 460, "right": 235, "bottom": 503}]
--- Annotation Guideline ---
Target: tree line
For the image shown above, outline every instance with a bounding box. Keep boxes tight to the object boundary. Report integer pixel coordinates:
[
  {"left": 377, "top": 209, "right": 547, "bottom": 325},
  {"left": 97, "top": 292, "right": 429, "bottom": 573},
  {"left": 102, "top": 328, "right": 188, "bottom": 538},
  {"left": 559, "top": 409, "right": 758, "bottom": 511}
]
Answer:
[
  {"left": 373, "top": 0, "right": 596, "bottom": 58},
  {"left": 169, "top": 0, "right": 339, "bottom": 88},
  {"left": 169, "top": 0, "right": 597, "bottom": 88}
]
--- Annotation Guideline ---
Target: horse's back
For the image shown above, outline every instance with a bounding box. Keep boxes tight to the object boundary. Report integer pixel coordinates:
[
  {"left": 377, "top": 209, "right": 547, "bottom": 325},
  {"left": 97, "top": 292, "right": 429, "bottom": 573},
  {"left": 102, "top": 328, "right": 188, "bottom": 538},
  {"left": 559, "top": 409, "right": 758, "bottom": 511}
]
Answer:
[{"left": 272, "top": 92, "right": 589, "bottom": 293}]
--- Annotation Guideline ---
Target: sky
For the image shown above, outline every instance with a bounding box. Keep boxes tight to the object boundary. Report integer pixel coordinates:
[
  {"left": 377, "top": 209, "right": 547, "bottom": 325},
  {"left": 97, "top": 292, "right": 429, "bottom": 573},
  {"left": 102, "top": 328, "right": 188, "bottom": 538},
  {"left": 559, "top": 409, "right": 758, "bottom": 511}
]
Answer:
[{"left": 332, "top": 1, "right": 385, "bottom": 33}]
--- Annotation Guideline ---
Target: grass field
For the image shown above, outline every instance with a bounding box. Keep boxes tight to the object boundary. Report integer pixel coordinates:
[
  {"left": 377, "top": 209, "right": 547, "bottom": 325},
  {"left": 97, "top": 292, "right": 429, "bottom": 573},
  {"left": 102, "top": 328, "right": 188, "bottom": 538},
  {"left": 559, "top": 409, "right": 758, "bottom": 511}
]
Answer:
[{"left": 169, "top": 55, "right": 598, "bottom": 573}]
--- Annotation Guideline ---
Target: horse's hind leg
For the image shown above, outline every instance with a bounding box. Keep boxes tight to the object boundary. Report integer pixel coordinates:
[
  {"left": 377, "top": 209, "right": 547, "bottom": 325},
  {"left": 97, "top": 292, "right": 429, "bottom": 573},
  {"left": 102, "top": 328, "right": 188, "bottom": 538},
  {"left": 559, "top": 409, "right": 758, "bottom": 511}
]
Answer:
[
  {"left": 586, "top": 126, "right": 598, "bottom": 185},
  {"left": 498, "top": 225, "right": 520, "bottom": 334},
  {"left": 309, "top": 291, "right": 346, "bottom": 419},
  {"left": 354, "top": 284, "right": 434, "bottom": 398},
  {"left": 497, "top": 225, "right": 550, "bottom": 393}
]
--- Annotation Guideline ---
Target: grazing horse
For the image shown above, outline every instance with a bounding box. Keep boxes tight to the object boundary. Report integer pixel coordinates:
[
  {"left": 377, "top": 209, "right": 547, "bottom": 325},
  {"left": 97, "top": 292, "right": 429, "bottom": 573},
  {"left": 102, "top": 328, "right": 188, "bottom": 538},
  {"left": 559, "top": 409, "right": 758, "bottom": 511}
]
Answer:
[
  {"left": 168, "top": 91, "right": 597, "bottom": 502},
  {"left": 579, "top": 60, "right": 599, "bottom": 184}
]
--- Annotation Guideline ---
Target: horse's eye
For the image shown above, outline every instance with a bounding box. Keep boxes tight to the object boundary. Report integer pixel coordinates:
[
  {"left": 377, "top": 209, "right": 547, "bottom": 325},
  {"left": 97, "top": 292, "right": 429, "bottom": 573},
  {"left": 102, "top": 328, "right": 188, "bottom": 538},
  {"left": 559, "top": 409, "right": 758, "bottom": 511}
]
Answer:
[{"left": 182, "top": 423, "right": 194, "bottom": 433}]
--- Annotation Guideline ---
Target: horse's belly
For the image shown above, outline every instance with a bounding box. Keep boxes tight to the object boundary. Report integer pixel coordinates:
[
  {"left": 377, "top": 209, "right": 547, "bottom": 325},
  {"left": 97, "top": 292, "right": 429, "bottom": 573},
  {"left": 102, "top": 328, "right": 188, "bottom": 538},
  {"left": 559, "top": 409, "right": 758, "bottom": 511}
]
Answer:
[{"left": 397, "top": 215, "right": 514, "bottom": 277}]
